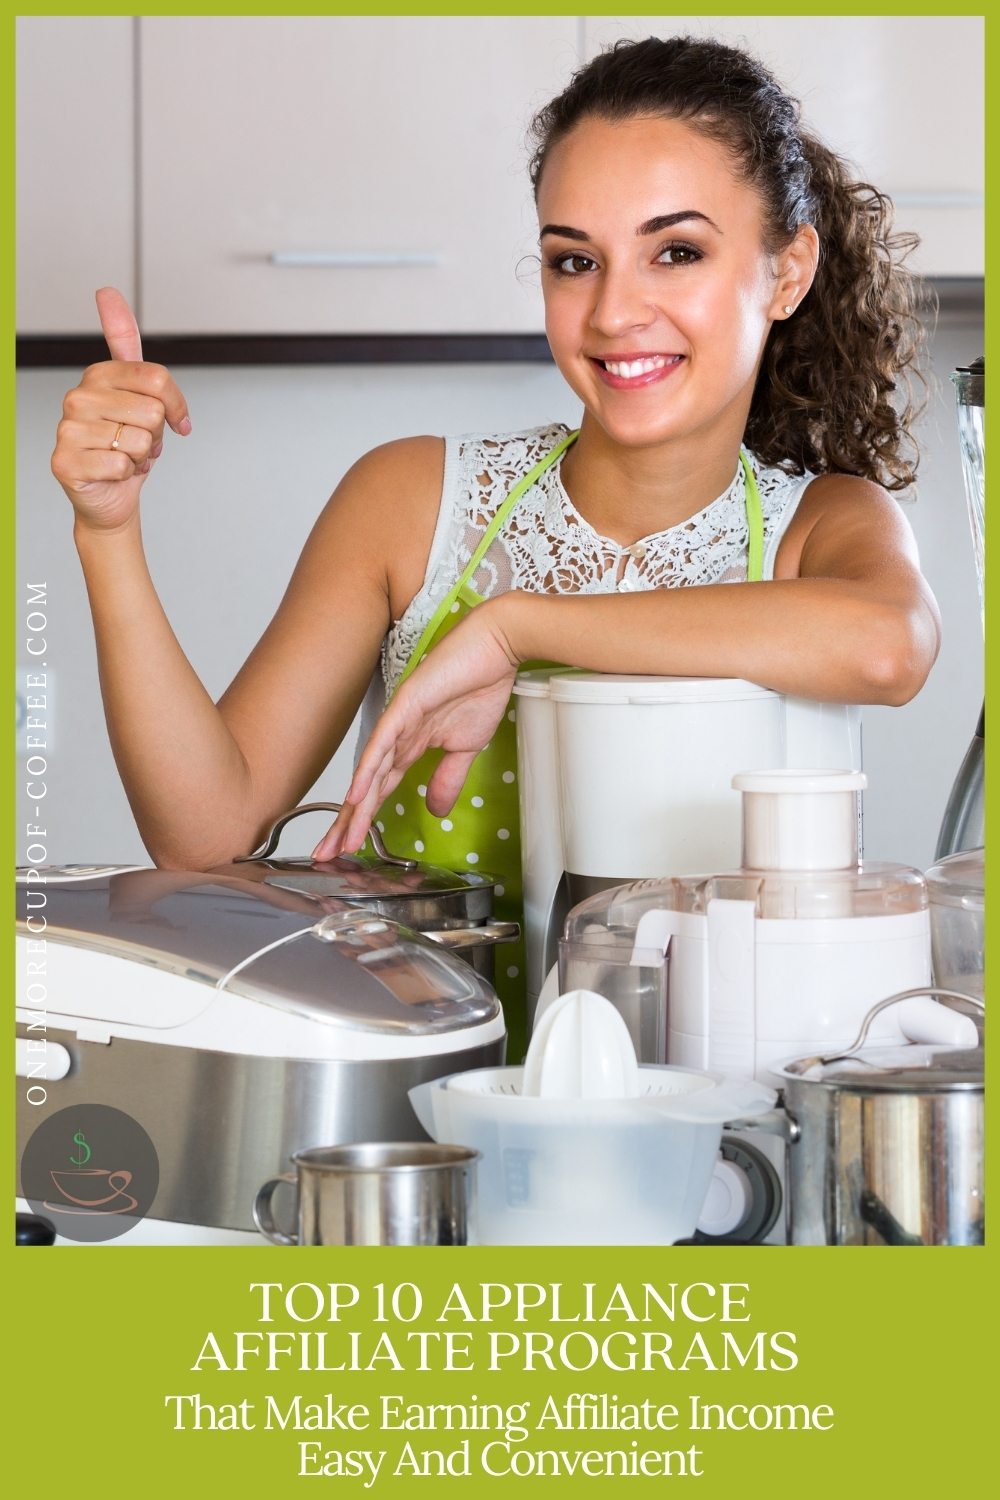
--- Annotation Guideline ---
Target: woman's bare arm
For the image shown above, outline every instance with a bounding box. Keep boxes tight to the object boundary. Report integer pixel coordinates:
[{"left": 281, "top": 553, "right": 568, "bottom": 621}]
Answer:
[
  {"left": 69, "top": 426, "right": 441, "bottom": 868},
  {"left": 54, "top": 289, "right": 444, "bottom": 868},
  {"left": 315, "top": 475, "right": 940, "bottom": 857},
  {"left": 498, "top": 474, "right": 940, "bottom": 704}
]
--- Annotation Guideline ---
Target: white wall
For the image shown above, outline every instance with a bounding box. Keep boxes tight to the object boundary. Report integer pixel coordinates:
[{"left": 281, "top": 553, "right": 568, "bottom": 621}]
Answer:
[{"left": 16, "top": 305, "right": 983, "bottom": 872}]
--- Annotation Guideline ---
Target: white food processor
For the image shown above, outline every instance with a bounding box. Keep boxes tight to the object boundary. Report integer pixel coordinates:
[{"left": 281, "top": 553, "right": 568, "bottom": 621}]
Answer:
[
  {"left": 558, "top": 771, "right": 931, "bottom": 1084},
  {"left": 550, "top": 771, "right": 933, "bottom": 1242},
  {"left": 409, "top": 990, "right": 774, "bottom": 1245},
  {"left": 513, "top": 669, "right": 861, "bottom": 1026}
]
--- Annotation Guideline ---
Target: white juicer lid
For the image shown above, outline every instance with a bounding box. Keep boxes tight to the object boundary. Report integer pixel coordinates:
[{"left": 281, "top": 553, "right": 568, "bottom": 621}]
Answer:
[
  {"left": 546, "top": 672, "right": 776, "bottom": 705},
  {"left": 512, "top": 667, "right": 574, "bottom": 697}
]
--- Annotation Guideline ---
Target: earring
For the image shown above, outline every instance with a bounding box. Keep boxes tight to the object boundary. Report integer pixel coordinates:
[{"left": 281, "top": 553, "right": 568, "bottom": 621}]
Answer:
[{"left": 783, "top": 304, "right": 795, "bottom": 315}]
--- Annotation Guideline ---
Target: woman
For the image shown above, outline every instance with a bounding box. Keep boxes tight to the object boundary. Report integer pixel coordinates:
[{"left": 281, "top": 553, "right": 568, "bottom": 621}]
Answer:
[{"left": 51, "top": 37, "right": 941, "bottom": 1047}]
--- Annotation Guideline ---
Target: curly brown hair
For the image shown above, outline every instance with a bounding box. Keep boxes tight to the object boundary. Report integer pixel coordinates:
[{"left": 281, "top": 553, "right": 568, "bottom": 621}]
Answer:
[{"left": 529, "top": 36, "right": 928, "bottom": 490}]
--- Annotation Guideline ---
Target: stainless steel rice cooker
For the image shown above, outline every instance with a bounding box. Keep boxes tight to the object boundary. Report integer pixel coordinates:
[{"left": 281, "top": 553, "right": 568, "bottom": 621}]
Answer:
[{"left": 16, "top": 863, "right": 505, "bottom": 1234}]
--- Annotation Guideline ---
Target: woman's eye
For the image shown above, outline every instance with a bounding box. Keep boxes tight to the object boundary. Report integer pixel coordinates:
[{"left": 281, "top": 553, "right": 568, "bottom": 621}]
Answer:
[
  {"left": 657, "top": 243, "right": 702, "bottom": 266},
  {"left": 550, "top": 253, "right": 597, "bottom": 276}
]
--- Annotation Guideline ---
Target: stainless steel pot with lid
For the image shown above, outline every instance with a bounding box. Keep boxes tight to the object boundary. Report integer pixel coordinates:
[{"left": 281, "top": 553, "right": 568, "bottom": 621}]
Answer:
[
  {"left": 217, "top": 802, "right": 518, "bottom": 978},
  {"left": 776, "top": 989, "right": 984, "bottom": 1245}
]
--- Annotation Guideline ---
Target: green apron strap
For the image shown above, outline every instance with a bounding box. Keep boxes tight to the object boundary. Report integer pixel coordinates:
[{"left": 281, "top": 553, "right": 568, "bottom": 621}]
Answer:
[
  {"left": 397, "top": 434, "right": 762, "bottom": 691},
  {"left": 741, "top": 449, "right": 765, "bottom": 584},
  {"left": 395, "top": 428, "right": 579, "bottom": 691}
]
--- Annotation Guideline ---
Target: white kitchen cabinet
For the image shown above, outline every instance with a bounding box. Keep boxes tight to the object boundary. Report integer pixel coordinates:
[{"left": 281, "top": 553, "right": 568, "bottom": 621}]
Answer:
[
  {"left": 16, "top": 16, "right": 136, "bottom": 332},
  {"left": 583, "top": 17, "right": 983, "bottom": 277},
  {"left": 138, "top": 15, "right": 579, "bottom": 334}
]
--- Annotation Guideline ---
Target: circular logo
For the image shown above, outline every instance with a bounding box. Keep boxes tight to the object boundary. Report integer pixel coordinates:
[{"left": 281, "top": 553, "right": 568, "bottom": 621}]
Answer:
[{"left": 20, "top": 1104, "right": 159, "bottom": 1243}]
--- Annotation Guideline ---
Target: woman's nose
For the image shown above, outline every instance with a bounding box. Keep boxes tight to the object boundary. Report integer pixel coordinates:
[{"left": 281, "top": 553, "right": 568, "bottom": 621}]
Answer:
[{"left": 588, "top": 266, "right": 657, "bottom": 337}]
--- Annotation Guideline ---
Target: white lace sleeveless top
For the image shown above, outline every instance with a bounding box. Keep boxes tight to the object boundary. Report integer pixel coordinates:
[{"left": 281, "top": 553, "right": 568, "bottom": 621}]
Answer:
[{"left": 378, "top": 422, "right": 815, "bottom": 699}]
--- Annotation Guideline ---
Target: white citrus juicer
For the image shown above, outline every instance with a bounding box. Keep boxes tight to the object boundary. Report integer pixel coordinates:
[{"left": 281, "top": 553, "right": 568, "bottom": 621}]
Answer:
[{"left": 409, "top": 990, "right": 774, "bottom": 1245}]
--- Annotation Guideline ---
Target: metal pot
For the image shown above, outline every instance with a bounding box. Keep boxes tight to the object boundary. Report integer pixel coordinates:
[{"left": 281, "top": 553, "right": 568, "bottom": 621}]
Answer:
[
  {"left": 776, "top": 989, "right": 984, "bottom": 1245},
  {"left": 219, "top": 802, "right": 518, "bottom": 980}
]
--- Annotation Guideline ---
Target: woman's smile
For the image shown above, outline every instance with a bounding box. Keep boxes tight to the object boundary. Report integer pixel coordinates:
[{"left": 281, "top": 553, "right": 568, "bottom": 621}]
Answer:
[{"left": 591, "top": 352, "right": 686, "bottom": 388}]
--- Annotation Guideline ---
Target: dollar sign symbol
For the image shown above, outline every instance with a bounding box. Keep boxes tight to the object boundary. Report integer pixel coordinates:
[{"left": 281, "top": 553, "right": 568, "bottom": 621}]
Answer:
[{"left": 70, "top": 1130, "right": 92, "bottom": 1166}]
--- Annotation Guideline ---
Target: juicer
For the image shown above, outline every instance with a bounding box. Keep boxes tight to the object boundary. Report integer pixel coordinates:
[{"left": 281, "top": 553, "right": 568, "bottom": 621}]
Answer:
[
  {"left": 513, "top": 669, "right": 862, "bottom": 1025},
  {"left": 410, "top": 990, "right": 775, "bottom": 1245},
  {"left": 553, "top": 770, "right": 933, "bottom": 1240},
  {"left": 560, "top": 771, "right": 930, "bottom": 1084}
]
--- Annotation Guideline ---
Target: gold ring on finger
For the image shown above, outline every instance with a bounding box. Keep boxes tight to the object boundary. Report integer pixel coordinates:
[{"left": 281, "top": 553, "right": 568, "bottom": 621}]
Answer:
[{"left": 110, "top": 421, "right": 126, "bottom": 451}]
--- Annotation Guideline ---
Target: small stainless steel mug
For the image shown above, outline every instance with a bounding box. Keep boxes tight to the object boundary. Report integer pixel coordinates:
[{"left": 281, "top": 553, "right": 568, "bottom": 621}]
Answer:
[{"left": 253, "top": 1142, "right": 480, "bottom": 1245}]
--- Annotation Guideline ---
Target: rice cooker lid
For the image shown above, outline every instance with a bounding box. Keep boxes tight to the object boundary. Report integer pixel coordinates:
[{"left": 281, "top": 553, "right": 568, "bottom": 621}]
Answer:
[
  {"left": 16, "top": 871, "right": 500, "bottom": 1036},
  {"left": 228, "top": 909, "right": 501, "bottom": 1034},
  {"left": 783, "top": 1044, "right": 982, "bottom": 1092},
  {"left": 545, "top": 672, "right": 776, "bottom": 705}
]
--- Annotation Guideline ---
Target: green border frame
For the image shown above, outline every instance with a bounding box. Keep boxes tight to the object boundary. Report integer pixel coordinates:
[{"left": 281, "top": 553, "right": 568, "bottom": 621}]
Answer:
[{"left": 5, "top": 8, "right": 992, "bottom": 1495}]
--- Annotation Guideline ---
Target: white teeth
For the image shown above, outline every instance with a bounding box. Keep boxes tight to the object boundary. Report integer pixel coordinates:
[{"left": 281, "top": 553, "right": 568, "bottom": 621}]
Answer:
[{"left": 603, "top": 355, "right": 676, "bottom": 378}]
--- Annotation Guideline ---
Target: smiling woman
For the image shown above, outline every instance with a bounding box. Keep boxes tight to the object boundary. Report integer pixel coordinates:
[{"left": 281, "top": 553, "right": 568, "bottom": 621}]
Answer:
[
  {"left": 530, "top": 37, "right": 926, "bottom": 488},
  {"left": 536, "top": 114, "right": 818, "bottom": 484},
  {"left": 50, "top": 34, "right": 941, "bottom": 1045},
  {"left": 316, "top": 39, "right": 939, "bottom": 873}
]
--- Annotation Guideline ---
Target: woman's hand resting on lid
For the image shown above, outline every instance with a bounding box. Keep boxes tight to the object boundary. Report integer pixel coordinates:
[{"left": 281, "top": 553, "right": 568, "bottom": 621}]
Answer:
[{"left": 311, "top": 603, "right": 519, "bottom": 861}]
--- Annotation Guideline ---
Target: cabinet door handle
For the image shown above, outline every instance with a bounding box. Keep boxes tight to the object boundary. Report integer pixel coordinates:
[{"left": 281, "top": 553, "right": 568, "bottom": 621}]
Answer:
[{"left": 269, "top": 250, "right": 441, "bottom": 268}]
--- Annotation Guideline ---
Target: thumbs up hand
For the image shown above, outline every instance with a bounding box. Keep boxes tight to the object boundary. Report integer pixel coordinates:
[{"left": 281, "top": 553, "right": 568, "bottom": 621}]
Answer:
[{"left": 50, "top": 288, "right": 192, "bottom": 531}]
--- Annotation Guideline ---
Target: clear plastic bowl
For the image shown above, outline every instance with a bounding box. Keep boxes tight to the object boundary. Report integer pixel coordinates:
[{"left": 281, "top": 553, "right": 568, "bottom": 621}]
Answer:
[
  {"left": 926, "top": 848, "right": 984, "bottom": 998},
  {"left": 409, "top": 1066, "right": 773, "bottom": 1245}
]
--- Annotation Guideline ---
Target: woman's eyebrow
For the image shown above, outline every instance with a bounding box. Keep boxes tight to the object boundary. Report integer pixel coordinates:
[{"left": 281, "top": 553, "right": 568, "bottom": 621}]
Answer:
[
  {"left": 638, "top": 210, "right": 722, "bottom": 236},
  {"left": 539, "top": 209, "right": 723, "bottom": 242},
  {"left": 539, "top": 223, "right": 590, "bottom": 241}
]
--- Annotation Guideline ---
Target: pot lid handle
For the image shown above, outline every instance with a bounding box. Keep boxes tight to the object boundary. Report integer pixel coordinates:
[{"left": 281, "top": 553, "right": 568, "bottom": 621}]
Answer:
[
  {"left": 817, "top": 987, "right": 984, "bottom": 1065},
  {"left": 425, "top": 921, "right": 520, "bottom": 950},
  {"left": 233, "top": 802, "right": 417, "bottom": 870}
]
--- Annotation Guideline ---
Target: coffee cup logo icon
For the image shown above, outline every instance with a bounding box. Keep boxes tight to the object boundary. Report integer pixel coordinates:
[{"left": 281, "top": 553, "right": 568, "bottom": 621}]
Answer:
[
  {"left": 48, "top": 1167, "right": 139, "bottom": 1215},
  {"left": 20, "top": 1105, "right": 159, "bottom": 1243}
]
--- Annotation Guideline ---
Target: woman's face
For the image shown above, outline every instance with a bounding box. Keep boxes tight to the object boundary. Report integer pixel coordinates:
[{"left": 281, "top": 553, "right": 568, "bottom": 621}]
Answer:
[{"left": 536, "top": 114, "right": 794, "bottom": 452}]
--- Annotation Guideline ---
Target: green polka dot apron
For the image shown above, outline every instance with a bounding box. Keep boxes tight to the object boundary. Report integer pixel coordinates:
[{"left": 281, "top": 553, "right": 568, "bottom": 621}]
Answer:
[{"left": 377, "top": 433, "right": 765, "bottom": 1062}]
